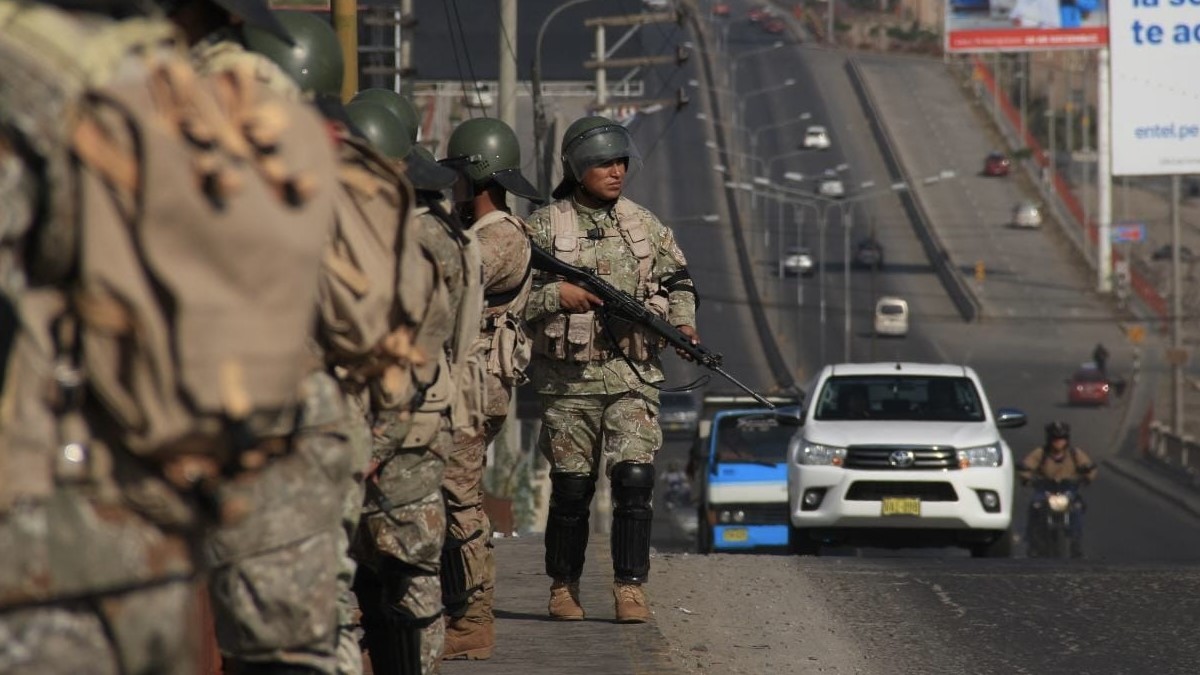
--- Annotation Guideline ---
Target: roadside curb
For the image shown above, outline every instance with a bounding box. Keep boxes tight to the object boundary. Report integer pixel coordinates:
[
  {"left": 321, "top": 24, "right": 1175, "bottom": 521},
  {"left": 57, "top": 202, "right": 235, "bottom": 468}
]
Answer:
[{"left": 1103, "top": 455, "right": 1200, "bottom": 521}]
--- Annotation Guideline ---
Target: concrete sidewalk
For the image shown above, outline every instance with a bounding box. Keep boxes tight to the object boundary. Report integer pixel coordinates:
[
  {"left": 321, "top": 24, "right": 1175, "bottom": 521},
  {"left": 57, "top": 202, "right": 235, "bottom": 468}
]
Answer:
[{"left": 441, "top": 536, "right": 685, "bottom": 675}]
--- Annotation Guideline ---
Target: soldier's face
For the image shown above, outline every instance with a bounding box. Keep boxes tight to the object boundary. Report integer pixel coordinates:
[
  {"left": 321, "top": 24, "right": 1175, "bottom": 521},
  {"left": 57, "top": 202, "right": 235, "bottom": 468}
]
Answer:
[{"left": 580, "top": 159, "right": 627, "bottom": 201}]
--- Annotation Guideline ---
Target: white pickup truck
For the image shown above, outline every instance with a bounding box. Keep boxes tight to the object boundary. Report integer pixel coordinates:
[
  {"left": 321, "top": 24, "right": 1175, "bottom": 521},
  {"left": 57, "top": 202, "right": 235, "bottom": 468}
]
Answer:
[{"left": 787, "top": 362, "right": 1027, "bottom": 557}]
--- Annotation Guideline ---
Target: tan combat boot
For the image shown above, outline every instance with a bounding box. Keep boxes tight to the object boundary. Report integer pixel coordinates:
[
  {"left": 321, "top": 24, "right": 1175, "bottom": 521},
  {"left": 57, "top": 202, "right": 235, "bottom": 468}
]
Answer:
[
  {"left": 548, "top": 580, "right": 585, "bottom": 620},
  {"left": 613, "top": 582, "right": 651, "bottom": 623},
  {"left": 442, "top": 618, "right": 494, "bottom": 660}
]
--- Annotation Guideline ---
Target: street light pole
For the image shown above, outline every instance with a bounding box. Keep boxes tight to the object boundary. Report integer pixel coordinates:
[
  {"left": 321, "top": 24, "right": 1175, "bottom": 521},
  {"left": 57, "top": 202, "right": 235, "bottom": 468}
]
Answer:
[
  {"left": 533, "top": 0, "right": 601, "bottom": 197},
  {"left": 842, "top": 203, "right": 853, "bottom": 362}
]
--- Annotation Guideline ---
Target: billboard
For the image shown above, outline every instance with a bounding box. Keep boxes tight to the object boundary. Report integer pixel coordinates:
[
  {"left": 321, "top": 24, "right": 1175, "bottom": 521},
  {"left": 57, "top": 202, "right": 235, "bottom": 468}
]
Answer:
[
  {"left": 1110, "top": 0, "right": 1200, "bottom": 176},
  {"left": 945, "top": 0, "right": 1109, "bottom": 52}
]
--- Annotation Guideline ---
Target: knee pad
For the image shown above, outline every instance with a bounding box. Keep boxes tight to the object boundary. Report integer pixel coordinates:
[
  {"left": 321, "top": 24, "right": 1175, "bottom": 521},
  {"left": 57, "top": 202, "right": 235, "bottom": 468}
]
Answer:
[
  {"left": 611, "top": 462, "right": 654, "bottom": 584},
  {"left": 441, "top": 529, "right": 484, "bottom": 618},
  {"left": 355, "top": 562, "right": 434, "bottom": 675},
  {"left": 545, "top": 473, "right": 595, "bottom": 581}
]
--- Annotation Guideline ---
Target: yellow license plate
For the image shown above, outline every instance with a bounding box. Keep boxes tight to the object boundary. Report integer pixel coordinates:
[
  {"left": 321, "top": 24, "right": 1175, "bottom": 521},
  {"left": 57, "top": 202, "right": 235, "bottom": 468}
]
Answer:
[
  {"left": 722, "top": 528, "right": 749, "bottom": 542},
  {"left": 881, "top": 497, "right": 921, "bottom": 516}
]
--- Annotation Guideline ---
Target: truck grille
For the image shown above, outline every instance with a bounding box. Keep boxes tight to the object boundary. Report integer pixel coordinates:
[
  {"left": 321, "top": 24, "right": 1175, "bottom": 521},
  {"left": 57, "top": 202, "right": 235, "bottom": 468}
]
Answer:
[
  {"left": 844, "top": 446, "right": 959, "bottom": 470},
  {"left": 845, "top": 481, "right": 959, "bottom": 501}
]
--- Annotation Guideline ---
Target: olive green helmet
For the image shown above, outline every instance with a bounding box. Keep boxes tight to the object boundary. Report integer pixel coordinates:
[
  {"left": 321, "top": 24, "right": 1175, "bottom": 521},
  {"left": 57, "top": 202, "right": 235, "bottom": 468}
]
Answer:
[
  {"left": 351, "top": 89, "right": 420, "bottom": 143},
  {"left": 344, "top": 99, "right": 454, "bottom": 191},
  {"left": 552, "top": 115, "right": 640, "bottom": 199},
  {"left": 344, "top": 100, "right": 409, "bottom": 160},
  {"left": 244, "top": 10, "right": 343, "bottom": 97},
  {"left": 444, "top": 118, "right": 542, "bottom": 203}
]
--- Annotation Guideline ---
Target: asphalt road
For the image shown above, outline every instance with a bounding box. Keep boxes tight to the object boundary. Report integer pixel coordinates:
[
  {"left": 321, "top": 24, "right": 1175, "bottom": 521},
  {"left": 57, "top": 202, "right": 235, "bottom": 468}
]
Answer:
[{"left": 643, "top": 3, "right": 1200, "bottom": 672}]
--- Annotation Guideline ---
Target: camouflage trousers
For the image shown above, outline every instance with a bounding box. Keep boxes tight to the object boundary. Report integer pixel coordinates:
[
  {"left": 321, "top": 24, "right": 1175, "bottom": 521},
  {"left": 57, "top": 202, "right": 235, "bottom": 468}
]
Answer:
[
  {"left": 442, "top": 416, "right": 505, "bottom": 629},
  {"left": 353, "top": 417, "right": 448, "bottom": 675},
  {"left": 537, "top": 391, "right": 662, "bottom": 475},
  {"left": 0, "top": 459, "right": 204, "bottom": 674},
  {"left": 205, "top": 371, "right": 353, "bottom": 674}
]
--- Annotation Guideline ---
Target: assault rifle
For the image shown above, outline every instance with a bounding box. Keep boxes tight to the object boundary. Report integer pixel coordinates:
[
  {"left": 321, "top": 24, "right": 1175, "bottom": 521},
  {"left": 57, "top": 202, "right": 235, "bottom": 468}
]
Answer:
[{"left": 530, "top": 243, "right": 775, "bottom": 409}]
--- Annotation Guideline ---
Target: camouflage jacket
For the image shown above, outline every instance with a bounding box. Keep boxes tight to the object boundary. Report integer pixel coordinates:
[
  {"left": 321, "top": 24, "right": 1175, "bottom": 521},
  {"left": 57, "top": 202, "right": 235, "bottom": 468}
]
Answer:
[{"left": 525, "top": 196, "right": 695, "bottom": 396}]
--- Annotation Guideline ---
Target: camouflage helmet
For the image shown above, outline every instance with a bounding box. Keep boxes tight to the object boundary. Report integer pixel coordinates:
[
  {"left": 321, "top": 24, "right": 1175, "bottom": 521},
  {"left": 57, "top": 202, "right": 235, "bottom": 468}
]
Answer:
[
  {"left": 343, "top": 99, "right": 454, "bottom": 191},
  {"left": 444, "top": 118, "right": 542, "bottom": 203},
  {"left": 552, "top": 115, "right": 640, "bottom": 199},
  {"left": 351, "top": 89, "right": 420, "bottom": 143},
  {"left": 244, "top": 10, "right": 343, "bottom": 97}
]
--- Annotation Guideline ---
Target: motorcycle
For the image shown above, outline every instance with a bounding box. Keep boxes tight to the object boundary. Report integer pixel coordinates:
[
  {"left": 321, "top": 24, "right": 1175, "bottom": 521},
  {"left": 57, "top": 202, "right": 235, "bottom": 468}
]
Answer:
[
  {"left": 662, "top": 472, "right": 693, "bottom": 511},
  {"left": 1026, "top": 478, "right": 1084, "bottom": 559}
]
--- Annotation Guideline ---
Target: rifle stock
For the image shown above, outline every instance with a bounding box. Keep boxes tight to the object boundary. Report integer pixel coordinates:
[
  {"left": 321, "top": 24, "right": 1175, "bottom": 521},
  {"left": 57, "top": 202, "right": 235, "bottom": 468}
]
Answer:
[{"left": 530, "top": 243, "right": 774, "bottom": 408}]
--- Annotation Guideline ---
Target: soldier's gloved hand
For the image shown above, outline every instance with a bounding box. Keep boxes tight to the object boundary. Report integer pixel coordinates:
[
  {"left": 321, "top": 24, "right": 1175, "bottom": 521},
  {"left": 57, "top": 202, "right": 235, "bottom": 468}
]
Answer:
[
  {"left": 560, "top": 282, "right": 603, "bottom": 313},
  {"left": 676, "top": 325, "right": 700, "bottom": 361}
]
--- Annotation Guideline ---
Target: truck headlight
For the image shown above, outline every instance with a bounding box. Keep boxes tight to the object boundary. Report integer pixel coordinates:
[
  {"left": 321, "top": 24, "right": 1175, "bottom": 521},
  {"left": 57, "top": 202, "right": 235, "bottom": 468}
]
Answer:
[
  {"left": 957, "top": 443, "right": 1002, "bottom": 468},
  {"left": 797, "top": 441, "right": 846, "bottom": 466}
]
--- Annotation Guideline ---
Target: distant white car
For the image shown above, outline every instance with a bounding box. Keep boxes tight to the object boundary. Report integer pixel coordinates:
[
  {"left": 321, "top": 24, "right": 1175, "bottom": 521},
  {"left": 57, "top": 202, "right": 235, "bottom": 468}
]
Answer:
[
  {"left": 782, "top": 246, "right": 815, "bottom": 277},
  {"left": 803, "top": 125, "right": 831, "bottom": 150},
  {"left": 818, "top": 179, "right": 845, "bottom": 199},
  {"left": 1012, "top": 200, "right": 1042, "bottom": 228},
  {"left": 873, "top": 296, "right": 909, "bottom": 337}
]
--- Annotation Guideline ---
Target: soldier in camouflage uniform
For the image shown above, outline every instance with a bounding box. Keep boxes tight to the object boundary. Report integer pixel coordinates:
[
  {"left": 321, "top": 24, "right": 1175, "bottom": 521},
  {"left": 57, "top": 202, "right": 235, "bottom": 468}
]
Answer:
[
  {"left": 162, "top": 5, "right": 361, "bottom": 674},
  {"left": 526, "top": 116, "right": 699, "bottom": 624},
  {"left": 349, "top": 91, "right": 480, "bottom": 675},
  {"left": 0, "top": 1, "right": 335, "bottom": 673},
  {"left": 438, "top": 118, "right": 540, "bottom": 660}
]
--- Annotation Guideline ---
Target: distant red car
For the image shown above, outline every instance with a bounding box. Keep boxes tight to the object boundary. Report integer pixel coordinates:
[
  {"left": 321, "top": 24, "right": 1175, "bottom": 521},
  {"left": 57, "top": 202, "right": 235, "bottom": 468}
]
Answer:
[
  {"left": 763, "top": 18, "right": 786, "bottom": 33},
  {"left": 1066, "top": 366, "right": 1110, "bottom": 406},
  {"left": 983, "top": 152, "right": 1011, "bottom": 177},
  {"left": 713, "top": 2, "right": 731, "bottom": 17},
  {"left": 748, "top": 6, "right": 768, "bottom": 22}
]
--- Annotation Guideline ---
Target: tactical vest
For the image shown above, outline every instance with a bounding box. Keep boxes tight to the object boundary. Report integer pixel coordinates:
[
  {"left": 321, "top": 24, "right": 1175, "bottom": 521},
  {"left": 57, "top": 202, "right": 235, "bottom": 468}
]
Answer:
[
  {"left": 534, "top": 197, "right": 667, "bottom": 362},
  {"left": 477, "top": 211, "right": 532, "bottom": 391},
  {"left": 0, "top": 3, "right": 336, "bottom": 507},
  {"left": 400, "top": 205, "right": 482, "bottom": 449}
]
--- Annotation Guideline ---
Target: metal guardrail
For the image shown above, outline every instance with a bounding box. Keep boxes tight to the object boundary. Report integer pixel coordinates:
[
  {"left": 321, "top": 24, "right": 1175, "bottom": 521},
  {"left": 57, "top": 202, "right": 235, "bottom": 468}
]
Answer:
[
  {"left": 1145, "top": 422, "right": 1200, "bottom": 483},
  {"left": 844, "top": 57, "right": 981, "bottom": 323}
]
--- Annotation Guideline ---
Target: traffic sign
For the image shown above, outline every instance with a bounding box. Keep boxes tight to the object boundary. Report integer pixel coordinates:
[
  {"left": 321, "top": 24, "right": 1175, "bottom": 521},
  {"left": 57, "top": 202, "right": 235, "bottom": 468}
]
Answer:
[{"left": 1111, "top": 222, "right": 1146, "bottom": 244}]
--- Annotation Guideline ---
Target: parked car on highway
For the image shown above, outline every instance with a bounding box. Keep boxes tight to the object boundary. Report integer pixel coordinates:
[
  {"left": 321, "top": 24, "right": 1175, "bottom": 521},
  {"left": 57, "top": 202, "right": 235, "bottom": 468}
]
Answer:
[
  {"left": 983, "top": 152, "right": 1011, "bottom": 177},
  {"left": 1066, "top": 364, "right": 1110, "bottom": 406},
  {"left": 873, "top": 296, "right": 909, "bottom": 337},
  {"left": 803, "top": 125, "right": 831, "bottom": 150},
  {"left": 782, "top": 246, "right": 815, "bottom": 277},
  {"left": 854, "top": 237, "right": 885, "bottom": 269},
  {"left": 1012, "top": 200, "right": 1043, "bottom": 229},
  {"left": 787, "top": 362, "right": 1027, "bottom": 557}
]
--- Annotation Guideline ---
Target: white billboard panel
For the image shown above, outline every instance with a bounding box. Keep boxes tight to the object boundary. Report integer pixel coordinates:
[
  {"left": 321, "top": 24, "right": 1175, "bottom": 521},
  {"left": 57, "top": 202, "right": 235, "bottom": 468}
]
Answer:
[{"left": 1110, "top": 0, "right": 1200, "bottom": 176}]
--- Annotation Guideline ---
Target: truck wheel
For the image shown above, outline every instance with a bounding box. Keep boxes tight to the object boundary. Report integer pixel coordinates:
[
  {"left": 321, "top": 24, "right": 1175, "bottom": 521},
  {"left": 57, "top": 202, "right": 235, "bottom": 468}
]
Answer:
[
  {"left": 969, "top": 529, "right": 1013, "bottom": 558},
  {"left": 788, "top": 527, "right": 820, "bottom": 556}
]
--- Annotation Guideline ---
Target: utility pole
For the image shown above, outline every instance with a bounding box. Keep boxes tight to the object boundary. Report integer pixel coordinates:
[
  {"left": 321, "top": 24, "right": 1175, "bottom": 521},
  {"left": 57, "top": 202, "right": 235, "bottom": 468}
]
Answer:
[
  {"left": 1173, "top": 175, "right": 1184, "bottom": 436},
  {"left": 332, "top": 0, "right": 358, "bottom": 101},
  {"left": 584, "top": 9, "right": 681, "bottom": 113},
  {"left": 400, "top": 0, "right": 413, "bottom": 96},
  {"left": 499, "top": 0, "right": 517, "bottom": 129}
]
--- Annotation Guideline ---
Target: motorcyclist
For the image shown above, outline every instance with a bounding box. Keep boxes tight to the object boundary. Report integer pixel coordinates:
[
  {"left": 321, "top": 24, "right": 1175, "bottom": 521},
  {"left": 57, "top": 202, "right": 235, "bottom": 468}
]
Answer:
[
  {"left": 1018, "top": 421, "right": 1098, "bottom": 558},
  {"left": 662, "top": 461, "right": 692, "bottom": 509}
]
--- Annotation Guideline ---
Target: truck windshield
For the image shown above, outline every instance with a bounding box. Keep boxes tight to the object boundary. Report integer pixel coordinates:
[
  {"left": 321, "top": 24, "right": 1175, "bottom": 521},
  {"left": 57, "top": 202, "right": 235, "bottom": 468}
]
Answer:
[
  {"left": 813, "top": 376, "right": 984, "bottom": 422},
  {"left": 712, "top": 414, "right": 797, "bottom": 463}
]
